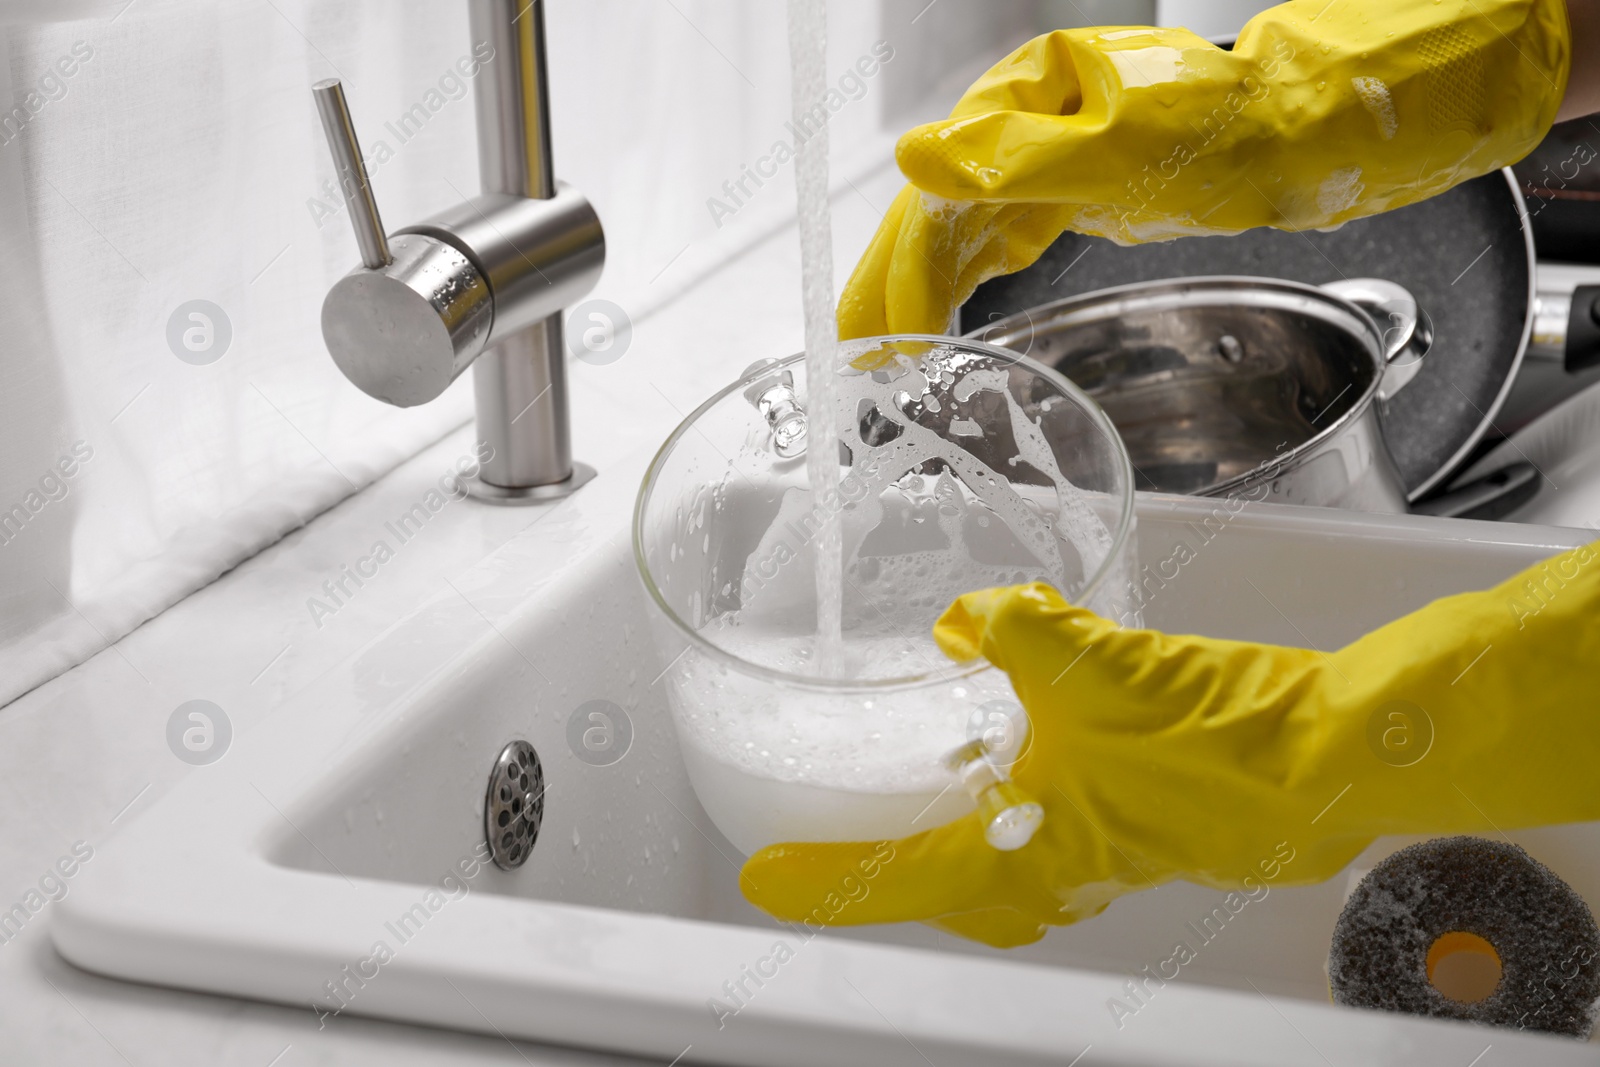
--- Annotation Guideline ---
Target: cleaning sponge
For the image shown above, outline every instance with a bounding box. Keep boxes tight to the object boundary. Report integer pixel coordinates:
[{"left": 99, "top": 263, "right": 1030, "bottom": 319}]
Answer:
[{"left": 1329, "top": 837, "right": 1600, "bottom": 1037}]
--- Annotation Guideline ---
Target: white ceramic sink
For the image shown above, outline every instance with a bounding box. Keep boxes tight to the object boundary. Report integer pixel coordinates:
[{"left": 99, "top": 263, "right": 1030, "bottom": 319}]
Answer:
[{"left": 54, "top": 446, "right": 1600, "bottom": 1066}]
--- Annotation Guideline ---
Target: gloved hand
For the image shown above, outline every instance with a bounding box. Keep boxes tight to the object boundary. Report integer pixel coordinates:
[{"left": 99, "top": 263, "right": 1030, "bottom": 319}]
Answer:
[
  {"left": 741, "top": 542, "right": 1600, "bottom": 948},
  {"left": 839, "top": 0, "right": 1571, "bottom": 339}
]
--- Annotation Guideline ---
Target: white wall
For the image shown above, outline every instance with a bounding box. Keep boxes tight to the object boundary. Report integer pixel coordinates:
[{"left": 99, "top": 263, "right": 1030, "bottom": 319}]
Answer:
[
  {"left": 0, "top": 0, "right": 1036, "bottom": 707},
  {"left": 1155, "top": 0, "right": 1276, "bottom": 37},
  {"left": 880, "top": 0, "right": 1040, "bottom": 119},
  {"left": 1038, "top": 1, "right": 1157, "bottom": 29},
  {"left": 1046, "top": 0, "right": 1282, "bottom": 38}
]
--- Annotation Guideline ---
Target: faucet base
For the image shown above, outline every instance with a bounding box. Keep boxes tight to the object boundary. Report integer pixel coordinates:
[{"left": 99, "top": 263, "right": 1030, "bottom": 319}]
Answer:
[{"left": 466, "top": 462, "right": 596, "bottom": 506}]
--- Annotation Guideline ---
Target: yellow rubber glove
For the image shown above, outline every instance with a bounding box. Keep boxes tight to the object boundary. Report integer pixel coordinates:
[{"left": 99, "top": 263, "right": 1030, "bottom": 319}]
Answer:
[
  {"left": 741, "top": 541, "right": 1600, "bottom": 948},
  {"left": 839, "top": 0, "right": 1571, "bottom": 339}
]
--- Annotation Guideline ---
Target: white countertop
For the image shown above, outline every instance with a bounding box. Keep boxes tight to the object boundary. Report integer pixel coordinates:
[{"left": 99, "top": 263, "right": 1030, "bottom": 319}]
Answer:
[{"left": 0, "top": 160, "right": 903, "bottom": 1066}]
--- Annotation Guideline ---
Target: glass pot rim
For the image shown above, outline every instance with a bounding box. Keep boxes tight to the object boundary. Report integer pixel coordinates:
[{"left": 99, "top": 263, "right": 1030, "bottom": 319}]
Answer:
[{"left": 631, "top": 334, "right": 1138, "bottom": 694}]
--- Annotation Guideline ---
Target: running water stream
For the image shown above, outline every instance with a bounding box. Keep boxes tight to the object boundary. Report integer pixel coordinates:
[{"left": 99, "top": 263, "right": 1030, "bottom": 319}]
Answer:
[{"left": 787, "top": 0, "right": 844, "bottom": 677}]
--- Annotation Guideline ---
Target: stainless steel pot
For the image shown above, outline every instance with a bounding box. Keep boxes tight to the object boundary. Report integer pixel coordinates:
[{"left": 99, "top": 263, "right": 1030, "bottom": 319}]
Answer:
[
  {"left": 960, "top": 170, "right": 1534, "bottom": 502},
  {"left": 971, "top": 276, "right": 1431, "bottom": 513}
]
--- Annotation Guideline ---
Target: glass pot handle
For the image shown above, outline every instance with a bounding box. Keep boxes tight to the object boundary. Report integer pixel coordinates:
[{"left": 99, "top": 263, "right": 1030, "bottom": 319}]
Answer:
[
  {"left": 944, "top": 741, "right": 1044, "bottom": 851},
  {"left": 945, "top": 698, "right": 1043, "bottom": 851}
]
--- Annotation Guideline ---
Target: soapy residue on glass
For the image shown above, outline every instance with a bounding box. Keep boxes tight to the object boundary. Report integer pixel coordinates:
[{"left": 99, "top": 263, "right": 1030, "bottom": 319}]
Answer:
[{"left": 671, "top": 343, "right": 1129, "bottom": 801}]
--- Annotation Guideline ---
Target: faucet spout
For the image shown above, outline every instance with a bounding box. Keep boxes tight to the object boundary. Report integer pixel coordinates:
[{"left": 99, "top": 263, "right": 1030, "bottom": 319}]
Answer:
[{"left": 471, "top": 0, "right": 555, "bottom": 202}]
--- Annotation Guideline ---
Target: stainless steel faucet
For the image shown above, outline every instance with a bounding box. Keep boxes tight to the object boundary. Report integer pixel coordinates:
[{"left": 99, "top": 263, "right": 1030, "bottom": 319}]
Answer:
[{"left": 313, "top": 0, "right": 604, "bottom": 503}]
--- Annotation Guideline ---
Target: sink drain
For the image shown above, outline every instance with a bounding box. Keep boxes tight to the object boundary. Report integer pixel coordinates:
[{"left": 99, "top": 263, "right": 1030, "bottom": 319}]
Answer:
[{"left": 485, "top": 740, "right": 544, "bottom": 870}]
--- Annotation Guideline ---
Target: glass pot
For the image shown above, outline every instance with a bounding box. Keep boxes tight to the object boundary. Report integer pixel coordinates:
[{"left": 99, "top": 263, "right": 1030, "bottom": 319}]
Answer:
[{"left": 634, "top": 336, "right": 1139, "bottom": 854}]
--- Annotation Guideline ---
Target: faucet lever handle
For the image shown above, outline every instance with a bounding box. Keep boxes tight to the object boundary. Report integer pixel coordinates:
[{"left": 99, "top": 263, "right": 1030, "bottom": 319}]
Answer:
[{"left": 312, "top": 78, "right": 391, "bottom": 270}]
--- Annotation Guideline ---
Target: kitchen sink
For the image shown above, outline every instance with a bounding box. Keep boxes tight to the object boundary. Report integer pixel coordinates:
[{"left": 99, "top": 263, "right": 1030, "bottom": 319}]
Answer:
[{"left": 55, "top": 445, "right": 1600, "bottom": 1066}]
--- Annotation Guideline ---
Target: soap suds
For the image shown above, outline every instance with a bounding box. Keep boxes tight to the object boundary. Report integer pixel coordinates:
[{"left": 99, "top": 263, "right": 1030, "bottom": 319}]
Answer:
[
  {"left": 1351, "top": 77, "right": 1399, "bottom": 140},
  {"left": 1317, "top": 166, "right": 1366, "bottom": 216}
]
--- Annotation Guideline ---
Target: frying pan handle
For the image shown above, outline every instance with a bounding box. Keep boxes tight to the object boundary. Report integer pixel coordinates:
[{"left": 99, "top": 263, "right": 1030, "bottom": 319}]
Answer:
[
  {"left": 1321, "top": 279, "right": 1435, "bottom": 402},
  {"left": 1529, "top": 285, "right": 1600, "bottom": 374},
  {"left": 1412, "top": 462, "right": 1541, "bottom": 521}
]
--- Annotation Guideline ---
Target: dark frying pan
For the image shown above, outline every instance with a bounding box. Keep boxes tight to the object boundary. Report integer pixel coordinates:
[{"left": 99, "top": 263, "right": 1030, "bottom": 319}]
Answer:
[{"left": 959, "top": 170, "right": 1535, "bottom": 501}]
